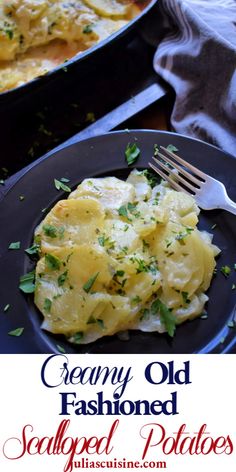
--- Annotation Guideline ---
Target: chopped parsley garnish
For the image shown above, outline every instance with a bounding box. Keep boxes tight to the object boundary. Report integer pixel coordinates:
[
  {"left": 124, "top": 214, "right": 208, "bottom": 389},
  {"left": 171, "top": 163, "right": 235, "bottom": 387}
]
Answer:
[
  {"left": 45, "top": 253, "right": 61, "bottom": 271},
  {"left": 8, "top": 241, "right": 20, "bottom": 250},
  {"left": 60, "top": 177, "right": 70, "bottom": 183},
  {"left": 87, "top": 315, "right": 96, "bottom": 324},
  {"left": 8, "top": 327, "right": 24, "bottom": 337},
  {"left": 232, "top": 284, "right": 236, "bottom": 290},
  {"left": 181, "top": 291, "right": 191, "bottom": 304},
  {"left": 227, "top": 320, "right": 235, "bottom": 328},
  {"left": 115, "top": 270, "right": 125, "bottom": 277},
  {"left": 83, "top": 24, "right": 93, "bottom": 34},
  {"left": 151, "top": 299, "right": 176, "bottom": 337},
  {"left": 54, "top": 179, "right": 71, "bottom": 193},
  {"left": 142, "top": 169, "right": 159, "bottom": 188},
  {"left": 130, "top": 256, "right": 158, "bottom": 275},
  {"left": 98, "top": 235, "right": 115, "bottom": 249},
  {"left": 43, "top": 298, "right": 52, "bottom": 313},
  {"left": 125, "top": 143, "right": 140, "bottom": 166},
  {"left": 118, "top": 205, "right": 130, "bottom": 220},
  {"left": 220, "top": 265, "right": 231, "bottom": 278},
  {"left": 140, "top": 308, "right": 149, "bottom": 320},
  {"left": 39, "top": 124, "right": 52, "bottom": 136},
  {"left": 58, "top": 270, "right": 68, "bottom": 286},
  {"left": 83, "top": 272, "right": 99, "bottom": 293},
  {"left": 43, "top": 224, "right": 58, "bottom": 238},
  {"left": 86, "top": 112, "right": 95, "bottom": 123},
  {"left": 118, "top": 202, "right": 140, "bottom": 221},
  {"left": 72, "top": 332, "right": 84, "bottom": 344},
  {"left": 175, "top": 227, "right": 194, "bottom": 244},
  {"left": 130, "top": 257, "right": 149, "bottom": 274},
  {"left": 131, "top": 295, "right": 142, "bottom": 305},
  {"left": 58, "top": 227, "right": 65, "bottom": 239},
  {"left": 5, "top": 28, "right": 14, "bottom": 40},
  {"left": 25, "top": 243, "right": 40, "bottom": 256},
  {"left": 57, "top": 344, "right": 66, "bottom": 353},
  {"left": 120, "top": 246, "right": 128, "bottom": 255},
  {"left": 19, "top": 195, "right": 25, "bottom": 201},
  {"left": 0, "top": 179, "right": 5, "bottom": 185},
  {"left": 166, "top": 144, "right": 178, "bottom": 153},
  {"left": 154, "top": 144, "right": 159, "bottom": 156},
  {"left": 3, "top": 304, "right": 10, "bottom": 312},
  {"left": 19, "top": 270, "right": 35, "bottom": 293},
  {"left": 97, "top": 319, "right": 105, "bottom": 329}
]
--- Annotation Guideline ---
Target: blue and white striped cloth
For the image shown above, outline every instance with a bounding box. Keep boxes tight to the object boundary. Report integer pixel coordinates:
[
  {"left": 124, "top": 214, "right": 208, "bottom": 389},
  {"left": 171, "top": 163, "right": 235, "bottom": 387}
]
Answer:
[{"left": 145, "top": 0, "right": 236, "bottom": 157}]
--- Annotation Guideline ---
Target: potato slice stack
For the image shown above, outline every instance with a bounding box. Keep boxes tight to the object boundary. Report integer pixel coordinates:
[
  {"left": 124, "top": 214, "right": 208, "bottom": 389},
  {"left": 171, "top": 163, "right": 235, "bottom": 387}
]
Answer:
[{"left": 34, "top": 170, "right": 219, "bottom": 343}]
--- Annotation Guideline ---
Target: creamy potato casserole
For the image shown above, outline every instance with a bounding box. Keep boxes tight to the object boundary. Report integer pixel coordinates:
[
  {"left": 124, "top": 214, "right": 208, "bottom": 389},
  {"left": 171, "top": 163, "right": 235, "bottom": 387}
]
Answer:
[
  {"left": 33, "top": 170, "right": 219, "bottom": 344},
  {"left": 0, "top": 0, "right": 147, "bottom": 92}
]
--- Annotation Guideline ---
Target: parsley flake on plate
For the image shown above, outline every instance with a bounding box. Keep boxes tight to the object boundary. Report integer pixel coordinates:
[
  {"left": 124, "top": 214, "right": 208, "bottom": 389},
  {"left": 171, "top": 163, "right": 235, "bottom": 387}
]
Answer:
[
  {"left": 8, "top": 327, "right": 24, "bottom": 337},
  {"left": 166, "top": 144, "right": 178, "bottom": 153},
  {"left": 125, "top": 143, "right": 140, "bottom": 166},
  {"left": 72, "top": 331, "right": 84, "bottom": 344},
  {"left": 220, "top": 265, "right": 231, "bottom": 277},
  {"left": 19, "top": 271, "right": 35, "bottom": 293},
  {"left": 57, "top": 344, "right": 66, "bottom": 353},
  {"left": 8, "top": 241, "right": 21, "bottom": 250},
  {"left": 25, "top": 243, "right": 40, "bottom": 256},
  {"left": 54, "top": 179, "right": 71, "bottom": 193}
]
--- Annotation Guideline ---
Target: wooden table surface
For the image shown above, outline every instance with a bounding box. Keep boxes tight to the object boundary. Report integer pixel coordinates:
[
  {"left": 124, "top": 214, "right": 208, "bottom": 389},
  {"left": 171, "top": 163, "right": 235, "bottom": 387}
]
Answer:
[{"left": 0, "top": 36, "right": 173, "bottom": 181}]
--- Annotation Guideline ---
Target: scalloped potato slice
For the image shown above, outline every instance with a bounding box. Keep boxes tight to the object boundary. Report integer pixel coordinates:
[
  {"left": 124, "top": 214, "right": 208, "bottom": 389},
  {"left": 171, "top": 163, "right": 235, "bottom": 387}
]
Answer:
[
  {"left": 162, "top": 189, "right": 200, "bottom": 220},
  {"left": 83, "top": 0, "right": 131, "bottom": 18},
  {"left": 36, "top": 244, "right": 115, "bottom": 291},
  {"left": 35, "top": 244, "right": 117, "bottom": 333},
  {"left": 125, "top": 271, "right": 162, "bottom": 304},
  {"left": 126, "top": 170, "right": 152, "bottom": 201},
  {"left": 129, "top": 201, "right": 157, "bottom": 237},
  {"left": 153, "top": 226, "right": 206, "bottom": 295},
  {"left": 102, "top": 219, "right": 142, "bottom": 255},
  {"left": 78, "top": 295, "right": 132, "bottom": 343},
  {"left": 69, "top": 177, "right": 135, "bottom": 212},
  {"left": 174, "top": 293, "right": 208, "bottom": 323},
  {"left": 35, "top": 197, "right": 105, "bottom": 252}
]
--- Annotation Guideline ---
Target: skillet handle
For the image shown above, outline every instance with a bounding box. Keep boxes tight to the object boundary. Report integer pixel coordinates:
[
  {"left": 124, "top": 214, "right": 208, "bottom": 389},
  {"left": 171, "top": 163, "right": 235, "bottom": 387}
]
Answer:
[{"left": 64, "top": 81, "right": 169, "bottom": 145}]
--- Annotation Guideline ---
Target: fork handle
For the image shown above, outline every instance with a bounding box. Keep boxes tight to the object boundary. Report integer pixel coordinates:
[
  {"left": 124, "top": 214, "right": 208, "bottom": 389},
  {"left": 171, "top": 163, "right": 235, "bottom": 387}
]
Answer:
[{"left": 221, "top": 198, "right": 236, "bottom": 216}]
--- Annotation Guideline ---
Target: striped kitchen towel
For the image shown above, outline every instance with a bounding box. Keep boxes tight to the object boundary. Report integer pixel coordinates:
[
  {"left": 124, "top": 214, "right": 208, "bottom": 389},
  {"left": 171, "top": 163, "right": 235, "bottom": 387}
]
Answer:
[{"left": 145, "top": 0, "right": 236, "bottom": 157}]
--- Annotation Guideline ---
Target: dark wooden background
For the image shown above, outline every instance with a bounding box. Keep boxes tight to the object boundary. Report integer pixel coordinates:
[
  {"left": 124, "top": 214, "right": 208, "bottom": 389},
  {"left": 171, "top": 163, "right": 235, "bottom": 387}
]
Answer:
[{"left": 0, "top": 32, "right": 173, "bottom": 182}]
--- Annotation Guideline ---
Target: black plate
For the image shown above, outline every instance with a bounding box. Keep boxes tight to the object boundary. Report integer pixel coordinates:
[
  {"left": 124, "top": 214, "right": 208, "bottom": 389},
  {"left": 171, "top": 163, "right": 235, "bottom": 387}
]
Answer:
[
  {"left": 1, "top": 130, "right": 236, "bottom": 354},
  {"left": 0, "top": 0, "right": 157, "bottom": 109}
]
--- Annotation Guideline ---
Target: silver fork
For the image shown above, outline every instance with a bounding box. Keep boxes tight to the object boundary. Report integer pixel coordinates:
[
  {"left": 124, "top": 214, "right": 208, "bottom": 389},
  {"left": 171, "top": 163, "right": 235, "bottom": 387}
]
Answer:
[{"left": 149, "top": 146, "right": 236, "bottom": 215}]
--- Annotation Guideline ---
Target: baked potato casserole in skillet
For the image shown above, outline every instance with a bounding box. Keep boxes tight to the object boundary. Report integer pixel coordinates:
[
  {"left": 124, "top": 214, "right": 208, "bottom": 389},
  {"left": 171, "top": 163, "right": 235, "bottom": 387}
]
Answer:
[{"left": 0, "top": 0, "right": 150, "bottom": 92}]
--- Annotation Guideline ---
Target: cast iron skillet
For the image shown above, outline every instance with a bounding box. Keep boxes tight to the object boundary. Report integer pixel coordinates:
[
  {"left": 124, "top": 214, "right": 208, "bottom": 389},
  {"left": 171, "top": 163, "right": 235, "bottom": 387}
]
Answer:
[
  {"left": 0, "top": 130, "right": 236, "bottom": 354},
  {"left": 0, "top": 0, "right": 157, "bottom": 108}
]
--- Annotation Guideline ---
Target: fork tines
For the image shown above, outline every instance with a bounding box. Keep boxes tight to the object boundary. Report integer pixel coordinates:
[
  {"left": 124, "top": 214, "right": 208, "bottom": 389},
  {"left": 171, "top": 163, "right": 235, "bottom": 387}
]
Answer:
[{"left": 149, "top": 146, "right": 206, "bottom": 196}]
